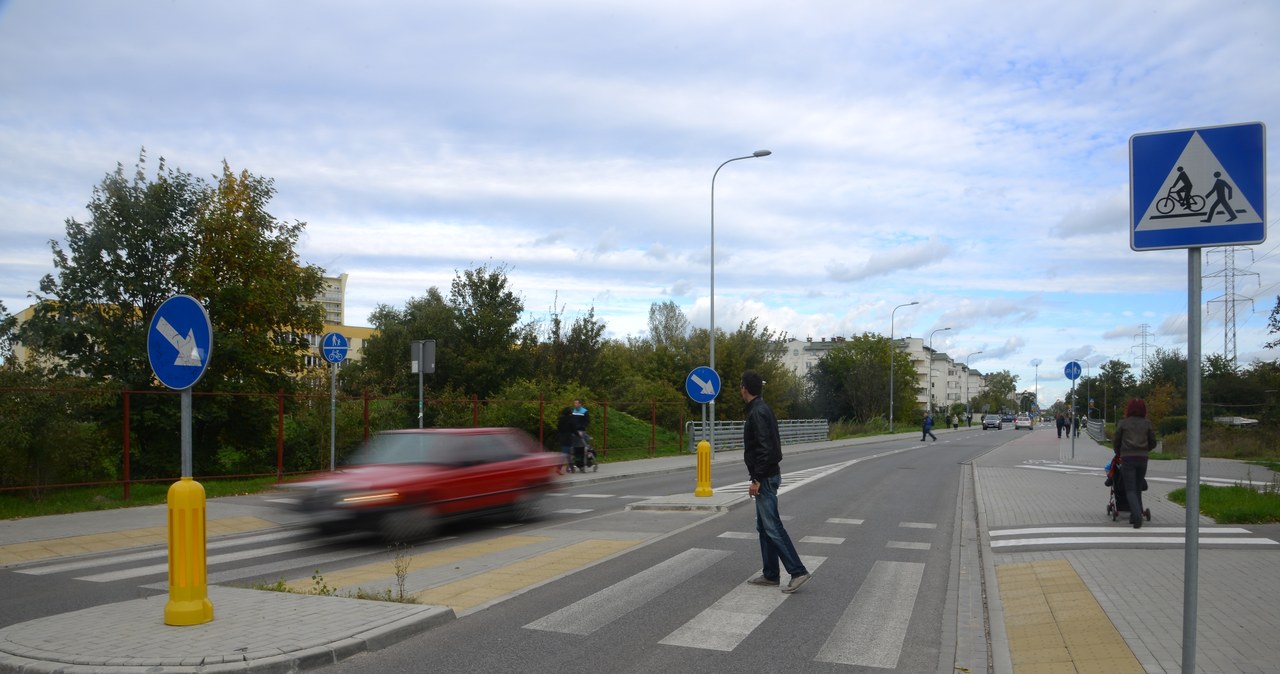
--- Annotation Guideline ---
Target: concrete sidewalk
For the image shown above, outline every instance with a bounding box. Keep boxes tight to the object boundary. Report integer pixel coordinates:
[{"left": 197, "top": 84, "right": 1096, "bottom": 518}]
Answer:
[{"left": 1, "top": 426, "right": 1277, "bottom": 673}]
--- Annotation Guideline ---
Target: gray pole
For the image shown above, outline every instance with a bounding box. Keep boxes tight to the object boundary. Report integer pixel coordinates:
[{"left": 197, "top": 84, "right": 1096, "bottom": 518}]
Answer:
[
  {"left": 1183, "top": 248, "right": 1202, "bottom": 674},
  {"left": 927, "top": 327, "right": 951, "bottom": 417},
  {"left": 181, "top": 388, "right": 192, "bottom": 477},
  {"left": 889, "top": 301, "right": 918, "bottom": 433},
  {"left": 709, "top": 150, "right": 769, "bottom": 434},
  {"left": 418, "top": 362, "right": 425, "bottom": 429},
  {"left": 329, "top": 363, "right": 337, "bottom": 471}
]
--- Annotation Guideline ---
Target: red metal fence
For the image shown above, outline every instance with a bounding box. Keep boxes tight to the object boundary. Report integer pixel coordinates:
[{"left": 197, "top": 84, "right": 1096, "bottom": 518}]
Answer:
[{"left": 0, "top": 386, "right": 689, "bottom": 500}]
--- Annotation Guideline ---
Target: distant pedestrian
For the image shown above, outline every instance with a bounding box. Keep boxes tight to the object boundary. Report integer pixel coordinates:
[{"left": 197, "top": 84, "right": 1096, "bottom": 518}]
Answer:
[
  {"left": 569, "top": 398, "right": 590, "bottom": 473},
  {"left": 555, "top": 407, "right": 574, "bottom": 474},
  {"left": 922, "top": 413, "right": 937, "bottom": 442},
  {"left": 1202, "top": 171, "right": 1237, "bottom": 223},
  {"left": 740, "top": 370, "right": 810, "bottom": 594},
  {"left": 1072, "top": 415, "right": 1080, "bottom": 438},
  {"left": 1113, "top": 398, "right": 1157, "bottom": 529},
  {"left": 1055, "top": 413, "right": 1065, "bottom": 438},
  {"left": 950, "top": 414, "right": 959, "bottom": 430}
]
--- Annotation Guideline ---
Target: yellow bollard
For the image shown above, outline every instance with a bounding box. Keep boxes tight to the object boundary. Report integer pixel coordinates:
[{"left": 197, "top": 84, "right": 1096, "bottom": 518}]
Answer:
[
  {"left": 164, "top": 477, "right": 214, "bottom": 626},
  {"left": 695, "top": 440, "right": 714, "bottom": 497}
]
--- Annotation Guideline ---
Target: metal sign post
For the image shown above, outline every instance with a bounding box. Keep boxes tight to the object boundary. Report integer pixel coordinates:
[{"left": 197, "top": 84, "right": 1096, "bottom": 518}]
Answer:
[
  {"left": 1131, "top": 122, "right": 1266, "bottom": 674},
  {"left": 321, "top": 332, "right": 349, "bottom": 470},
  {"left": 412, "top": 340, "right": 436, "bottom": 428},
  {"left": 147, "top": 294, "right": 214, "bottom": 627},
  {"left": 686, "top": 367, "right": 721, "bottom": 496}
]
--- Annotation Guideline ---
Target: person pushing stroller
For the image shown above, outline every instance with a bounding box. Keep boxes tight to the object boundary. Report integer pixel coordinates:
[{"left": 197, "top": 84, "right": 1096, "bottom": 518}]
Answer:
[{"left": 568, "top": 398, "right": 593, "bottom": 473}]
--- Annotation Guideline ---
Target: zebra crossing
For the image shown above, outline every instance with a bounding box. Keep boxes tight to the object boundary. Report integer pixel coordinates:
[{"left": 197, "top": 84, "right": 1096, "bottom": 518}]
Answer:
[
  {"left": 9, "top": 511, "right": 942, "bottom": 670},
  {"left": 990, "top": 525, "right": 1279, "bottom": 550}
]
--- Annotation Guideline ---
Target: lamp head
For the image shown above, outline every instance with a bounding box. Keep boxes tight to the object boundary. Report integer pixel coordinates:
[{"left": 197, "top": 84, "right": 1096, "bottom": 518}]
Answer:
[{"left": 753, "top": 150, "right": 772, "bottom": 157}]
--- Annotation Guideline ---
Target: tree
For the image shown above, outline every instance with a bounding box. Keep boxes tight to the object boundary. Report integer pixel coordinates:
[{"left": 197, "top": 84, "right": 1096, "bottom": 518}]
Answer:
[
  {"left": 1097, "top": 359, "right": 1138, "bottom": 421},
  {"left": 806, "top": 333, "right": 906, "bottom": 423},
  {"left": 19, "top": 151, "right": 201, "bottom": 386},
  {"left": 1265, "top": 295, "right": 1280, "bottom": 349},
  {"left": 973, "top": 370, "right": 1018, "bottom": 413},
  {"left": 450, "top": 264, "right": 530, "bottom": 398}
]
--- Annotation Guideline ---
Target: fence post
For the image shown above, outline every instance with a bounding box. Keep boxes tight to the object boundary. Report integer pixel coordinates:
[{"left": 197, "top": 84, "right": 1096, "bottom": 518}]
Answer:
[
  {"left": 123, "top": 390, "right": 131, "bottom": 501},
  {"left": 650, "top": 398, "right": 656, "bottom": 457},
  {"left": 538, "top": 394, "right": 545, "bottom": 445},
  {"left": 276, "top": 388, "right": 284, "bottom": 482},
  {"left": 362, "top": 388, "right": 370, "bottom": 441},
  {"left": 601, "top": 400, "right": 608, "bottom": 455},
  {"left": 472, "top": 395, "right": 479, "bottom": 427}
]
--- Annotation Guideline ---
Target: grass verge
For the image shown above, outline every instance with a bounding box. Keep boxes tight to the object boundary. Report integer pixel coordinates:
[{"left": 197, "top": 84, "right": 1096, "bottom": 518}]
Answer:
[
  {"left": 1167, "top": 476, "right": 1280, "bottom": 524},
  {"left": 0, "top": 476, "right": 282, "bottom": 520}
]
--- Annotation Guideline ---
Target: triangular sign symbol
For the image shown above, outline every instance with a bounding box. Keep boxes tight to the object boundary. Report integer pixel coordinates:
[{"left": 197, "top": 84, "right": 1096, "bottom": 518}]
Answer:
[{"left": 1135, "top": 131, "right": 1263, "bottom": 232}]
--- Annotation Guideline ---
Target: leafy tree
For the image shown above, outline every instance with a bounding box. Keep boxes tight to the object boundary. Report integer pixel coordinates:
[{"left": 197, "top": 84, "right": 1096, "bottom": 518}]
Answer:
[
  {"left": 189, "top": 161, "right": 325, "bottom": 393},
  {"left": 1096, "top": 359, "right": 1138, "bottom": 421},
  {"left": 0, "top": 300, "right": 15, "bottom": 366},
  {"left": 450, "top": 264, "right": 530, "bottom": 398},
  {"left": 1265, "top": 295, "right": 1280, "bottom": 349},
  {"left": 806, "top": 333, "right": 908, "bottom": 423},
  {"left": 1141, "top": 347, "right": 1186, "bottom": 394},
  {"left": 973, "top": 370, "right": 1018, "bottom": 413},
  {"left": 19, "top": 151, "right": 201, "bottom": 386}
]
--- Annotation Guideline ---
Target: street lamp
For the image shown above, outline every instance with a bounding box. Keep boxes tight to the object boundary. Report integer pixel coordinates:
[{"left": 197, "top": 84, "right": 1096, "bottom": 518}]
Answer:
[
  {"left": 1030, "top": 358, "right": 1042, "bottom": 416},
  {"left": 965, "top": 350, "right": 984, "bottom": 425},
  {"left": 708, "top": 150, "right": 770, "bottom": 433},
  {"left": 888, "top": 301, "right": 919, "bottom": 432},
  {"left": 926, "top": 327, "right": 951, "bottom": 416}
]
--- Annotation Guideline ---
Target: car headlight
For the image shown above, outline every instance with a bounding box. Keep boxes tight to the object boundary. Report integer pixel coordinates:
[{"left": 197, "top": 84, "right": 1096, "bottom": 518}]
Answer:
[{"left": 338, "top": 491, "right": 402, "bottom": 506}]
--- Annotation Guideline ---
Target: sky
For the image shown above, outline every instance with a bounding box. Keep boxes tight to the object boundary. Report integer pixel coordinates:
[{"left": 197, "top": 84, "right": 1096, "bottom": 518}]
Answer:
[{"left": 2, "top": 0, "right": 1279, "bottom": 407}]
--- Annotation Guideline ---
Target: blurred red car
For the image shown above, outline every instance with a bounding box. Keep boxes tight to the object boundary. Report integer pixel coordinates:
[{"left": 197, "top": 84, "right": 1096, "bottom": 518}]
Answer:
[{"left": 281, "top": 427, "right": 562, "bottom": 541}]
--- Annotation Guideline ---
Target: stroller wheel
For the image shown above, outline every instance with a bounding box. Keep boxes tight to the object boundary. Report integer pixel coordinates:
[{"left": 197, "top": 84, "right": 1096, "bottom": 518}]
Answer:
[{"left": 592, "top": 464, "right": 598, "bottom": 472}]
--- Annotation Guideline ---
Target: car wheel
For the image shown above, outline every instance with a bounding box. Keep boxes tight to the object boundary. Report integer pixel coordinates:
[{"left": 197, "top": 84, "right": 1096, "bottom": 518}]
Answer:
[
  {"left": 379, "top": 504, "right": 438, "bottom": 543},
  {"left": 510, "top": 489, "right": 545, "bottom": 523}
]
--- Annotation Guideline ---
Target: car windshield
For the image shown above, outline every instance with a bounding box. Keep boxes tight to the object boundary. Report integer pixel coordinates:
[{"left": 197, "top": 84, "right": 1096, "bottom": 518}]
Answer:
[{"left": 345, "top": 433, "right": 477, "bottom": 466}]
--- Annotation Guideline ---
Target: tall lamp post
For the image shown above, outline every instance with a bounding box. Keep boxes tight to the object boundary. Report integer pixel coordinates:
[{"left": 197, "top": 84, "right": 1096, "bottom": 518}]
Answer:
[
  {"left": 926, "top": 327, "right": 951, "bottom": 416},
  {"left": 965, "top": 350, "right": 984, "bottom": 425},
  {"left": 1030, "top": 358, "right": 1042, "bottom": 418},
  {"left": 708, "top": 149, "right": 770, "bottom": 433},
  {"left": 888, "top": 301, "right": 919, "bottom": 432}
]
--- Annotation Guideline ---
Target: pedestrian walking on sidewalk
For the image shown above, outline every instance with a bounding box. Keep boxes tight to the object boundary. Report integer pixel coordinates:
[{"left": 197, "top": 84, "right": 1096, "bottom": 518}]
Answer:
[
  {"left": 1113, "top": 398, "right": 1157, "bottom": 529},
  {"left": 1055, "top": 413, "right": 1065, "bottom": 438},
  {"left": 922, "top": 413, "right": 937, "bottom": 441},
  {"left": 740, "top": 370, "right": 811, "bottom": 594}
]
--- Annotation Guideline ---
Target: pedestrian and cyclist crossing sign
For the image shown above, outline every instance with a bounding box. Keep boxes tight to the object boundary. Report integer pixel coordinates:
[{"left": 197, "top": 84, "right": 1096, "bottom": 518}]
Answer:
[{"left": 1130, "top": 122, "right": 1265, "bottom": 251}]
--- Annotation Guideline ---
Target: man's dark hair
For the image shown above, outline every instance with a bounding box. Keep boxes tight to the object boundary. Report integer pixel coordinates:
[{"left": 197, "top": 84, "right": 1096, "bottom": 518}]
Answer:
[{"left": 741, "top": 370, "right": 765, "bottom": 397}]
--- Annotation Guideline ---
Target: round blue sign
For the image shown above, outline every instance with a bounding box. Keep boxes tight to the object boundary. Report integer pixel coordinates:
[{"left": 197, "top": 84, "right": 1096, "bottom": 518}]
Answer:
[
  {"left": 147, "top": 295, "right": 213, "bottom": 390},
  {"left": 685, "top": 366, "right": 721, "bottom": 404},
  {"left": 321, "top": 332, "right": 349, "bottom": 364},
  {"left": 1064, "top": 361, "right": 1082, "bottom": 381}
]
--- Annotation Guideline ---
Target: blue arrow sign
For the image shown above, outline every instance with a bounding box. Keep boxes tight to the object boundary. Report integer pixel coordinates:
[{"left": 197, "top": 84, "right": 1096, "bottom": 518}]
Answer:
[
  {"left": 685, "top": 366, "right": 721, "bottom": 404},
  {"left": 1131, "top": 122, "right": 1266, "bottom": 251},
  {"left": 321, "top": 332, "right": 349, "bottom": 364},
  {"left": 1064, "top": 361, "right": 1081, "bottom": 381},
  {"left": 148, "top": 295, "right": 213, "bottom": 390}
]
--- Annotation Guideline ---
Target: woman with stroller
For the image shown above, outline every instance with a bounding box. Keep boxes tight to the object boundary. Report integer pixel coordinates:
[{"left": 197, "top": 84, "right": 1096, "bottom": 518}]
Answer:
[{"left": 1113, "top": 398, "right": 1157, "bottom": 528}]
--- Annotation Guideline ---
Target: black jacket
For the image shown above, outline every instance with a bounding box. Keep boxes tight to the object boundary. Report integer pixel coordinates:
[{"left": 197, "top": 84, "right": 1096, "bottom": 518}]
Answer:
[{"left": 743, "top": 396, "right": 782, "bottom": 482}]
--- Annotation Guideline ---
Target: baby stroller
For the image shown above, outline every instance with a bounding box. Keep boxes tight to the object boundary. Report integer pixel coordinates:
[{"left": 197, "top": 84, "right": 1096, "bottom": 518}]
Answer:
[
  {"left": 1105, "top": 457, "right": 1151, "bottom": 522},
  {"left": 568, "top": 432, "right": 597, "bottom": 473}
]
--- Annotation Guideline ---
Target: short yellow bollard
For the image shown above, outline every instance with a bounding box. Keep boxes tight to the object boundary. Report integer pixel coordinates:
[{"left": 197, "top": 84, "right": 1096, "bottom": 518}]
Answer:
[
  {"left": 164, "top": 477, "right": 214, "bottom": 626},
  {"left": 695, "top": 440, "right": 714, "bottom": 497}
]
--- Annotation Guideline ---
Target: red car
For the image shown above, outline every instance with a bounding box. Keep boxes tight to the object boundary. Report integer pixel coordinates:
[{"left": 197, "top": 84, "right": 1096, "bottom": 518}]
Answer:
[{"left": 282, "top": 427, "right": 562, "bottom": 541}]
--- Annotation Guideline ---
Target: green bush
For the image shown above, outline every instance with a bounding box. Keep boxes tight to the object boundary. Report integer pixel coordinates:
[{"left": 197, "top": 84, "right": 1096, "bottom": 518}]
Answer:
[{"left": 1159, "top": 415, "right": 1187, "bottom": 435}]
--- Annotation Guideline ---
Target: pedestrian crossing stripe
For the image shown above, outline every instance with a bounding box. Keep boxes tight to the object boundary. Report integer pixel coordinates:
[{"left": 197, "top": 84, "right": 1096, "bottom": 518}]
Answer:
[{"left": 1134, "top": 131, "right": 1263, "bottom": 232}]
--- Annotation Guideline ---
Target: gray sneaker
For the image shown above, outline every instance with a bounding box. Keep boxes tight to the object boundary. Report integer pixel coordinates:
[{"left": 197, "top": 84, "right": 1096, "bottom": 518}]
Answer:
[
  {"left": 747, "top": 575, "right": 780, "bottom": 587},
  {"left": 782, "top": 573, "right": 811, "bottom": 594}
]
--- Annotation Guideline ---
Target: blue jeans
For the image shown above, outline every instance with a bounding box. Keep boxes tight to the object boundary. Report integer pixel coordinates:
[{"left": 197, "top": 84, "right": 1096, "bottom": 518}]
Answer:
[{"left": 754, "top": 474, "right": 808, "bottom": 580}]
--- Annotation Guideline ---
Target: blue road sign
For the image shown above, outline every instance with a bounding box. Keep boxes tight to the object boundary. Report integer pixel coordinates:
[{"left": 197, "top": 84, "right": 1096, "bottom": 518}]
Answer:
[
  {"left": 1064, "top": 361, "right": 1081, "bottom": 381},
  {"left": 1131, "top": 122, "right": 1266, "bottom": 251},
  {"left": 685, "top": 366, "right": 721, "bottom": 404},
  {"left": 321, "top": 332, "right": 349, "bottom": 364},
  {"left": 148, "top": 295, "right": 213, "bottom": 390}
]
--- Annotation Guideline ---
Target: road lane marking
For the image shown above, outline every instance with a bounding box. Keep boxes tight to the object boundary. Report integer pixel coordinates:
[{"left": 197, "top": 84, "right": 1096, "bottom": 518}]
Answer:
[
  {"left": 524, "top": 548, "right": 731, "bottom": 635},
  {"left": 816, "top": 560, "right": 924, "bottom": 668},
  {"left": 658, "top": 556, "right": 826, "bottom": 651}
]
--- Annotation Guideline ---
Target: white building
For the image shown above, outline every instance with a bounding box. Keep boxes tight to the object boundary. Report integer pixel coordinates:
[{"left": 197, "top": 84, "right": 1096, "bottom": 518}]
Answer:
[{"left": 783, "top": 336, "right": 987, "bottom": 415}]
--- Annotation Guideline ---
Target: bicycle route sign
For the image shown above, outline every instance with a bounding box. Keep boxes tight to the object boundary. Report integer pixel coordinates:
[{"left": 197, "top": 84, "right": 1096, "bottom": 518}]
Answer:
[
  {"left": 321, "top": 331, "right": 349, "bottom": 364},
  {"left": 1064, "top": 361, "right": 1081, "bottom": 381},
  {"left": 147, "top": 294, "right": 213, "bottom": 390},
  {"left": 1130, "top": 122, "right": 1266, "bottom": 251}
]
